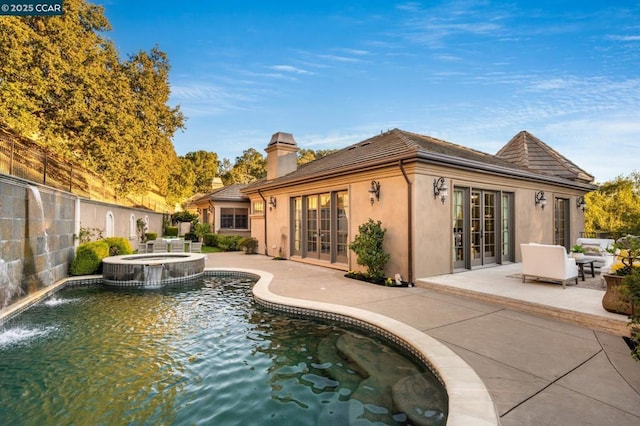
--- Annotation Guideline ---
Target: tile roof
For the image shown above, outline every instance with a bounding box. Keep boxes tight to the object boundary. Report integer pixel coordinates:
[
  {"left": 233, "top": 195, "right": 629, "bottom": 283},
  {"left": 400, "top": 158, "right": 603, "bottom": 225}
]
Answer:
[
  {"left": 496, "top": 131, "right": 594, "bottom": 183},
  {"left": 193, "top": 183, "right": 249, "bottom": 203},
  {"left": 244, "top": 128, "right": 595, "bottom": 192}
]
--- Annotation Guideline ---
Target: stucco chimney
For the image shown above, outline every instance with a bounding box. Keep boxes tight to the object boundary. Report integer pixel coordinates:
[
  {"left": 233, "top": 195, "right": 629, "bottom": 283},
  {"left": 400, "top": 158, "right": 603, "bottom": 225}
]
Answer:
[
  {"left": 211, "top": 177, "right": 224, "bottom": 190},
  {"left": 265, "top": 131, "right": 298, "bottom": 180}
]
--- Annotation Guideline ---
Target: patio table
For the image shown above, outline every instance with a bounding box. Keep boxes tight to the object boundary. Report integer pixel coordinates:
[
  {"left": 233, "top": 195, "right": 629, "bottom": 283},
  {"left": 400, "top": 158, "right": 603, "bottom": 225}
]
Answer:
[{"left": 574, "top": 258, "right": 595, "bottom": 281}]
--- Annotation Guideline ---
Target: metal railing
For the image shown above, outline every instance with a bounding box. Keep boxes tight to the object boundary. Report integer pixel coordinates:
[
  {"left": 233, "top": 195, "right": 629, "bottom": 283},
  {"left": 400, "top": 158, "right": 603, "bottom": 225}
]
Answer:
[{"left": 0, "top": 127, "right": 170, "bottom": 212}]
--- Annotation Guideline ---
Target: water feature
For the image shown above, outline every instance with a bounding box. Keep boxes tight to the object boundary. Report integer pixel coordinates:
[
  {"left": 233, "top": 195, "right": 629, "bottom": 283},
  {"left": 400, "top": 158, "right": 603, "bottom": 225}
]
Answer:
[
  {"left": 26, "top": 185, "right": 54, "bottom": 288},
  {"left": 0, "top": 275, "right": 447, "bottom": 425},
  {"left": 143, "top": 264, "right": 165, "bottom": 287},
  {"left": 0, "top": 259, "right": 17, "bottom": 308},
  {"left": 0, "top": 178, "right": 76, "bottom": 310}
]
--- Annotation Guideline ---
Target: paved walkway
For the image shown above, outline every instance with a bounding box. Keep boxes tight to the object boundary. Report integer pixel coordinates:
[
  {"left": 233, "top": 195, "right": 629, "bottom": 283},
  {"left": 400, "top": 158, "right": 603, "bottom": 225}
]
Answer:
[{"left": 206, "top": 253, "right": 640, "bottom": 426}]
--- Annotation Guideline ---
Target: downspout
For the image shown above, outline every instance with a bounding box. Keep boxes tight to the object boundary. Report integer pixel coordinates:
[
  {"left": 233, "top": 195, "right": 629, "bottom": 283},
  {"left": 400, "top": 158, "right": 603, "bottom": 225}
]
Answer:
[
  {"left": 257, "top": 189, "right": 269, "bottom": 256},
  {"left": 399, "top": 160, "right": 413, "bottom": 284}
]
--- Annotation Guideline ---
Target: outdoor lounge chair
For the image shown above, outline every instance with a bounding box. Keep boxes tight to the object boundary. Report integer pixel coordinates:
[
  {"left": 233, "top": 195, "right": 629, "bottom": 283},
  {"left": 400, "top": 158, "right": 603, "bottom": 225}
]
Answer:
[
  {"left": 520, "top": 243, "right": 578, "bottom": 289},
  {"left": 170, "top": 240, "right": 185, "bottom": 252},
  {"left": 152, "top": 240, "right": 168, "bottom": 253}
]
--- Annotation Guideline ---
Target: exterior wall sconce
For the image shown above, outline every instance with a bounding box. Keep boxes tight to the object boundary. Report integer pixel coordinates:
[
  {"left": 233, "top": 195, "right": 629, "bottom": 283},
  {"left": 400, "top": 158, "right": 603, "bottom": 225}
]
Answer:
[
  {"left": 576, "top": 196, "right": 586, "bottom": 212},
  {"left": 433, "top": 177, "right": 448, "bottom": 204},
  {"left": 268, "top": 196, "right": 277, "bottom": 209},
  {"left": 535, "top": 191, "right": 547, "bottom": 209},
  {"left": 368, "top": 180, "right": 381, "bottom": 205}
]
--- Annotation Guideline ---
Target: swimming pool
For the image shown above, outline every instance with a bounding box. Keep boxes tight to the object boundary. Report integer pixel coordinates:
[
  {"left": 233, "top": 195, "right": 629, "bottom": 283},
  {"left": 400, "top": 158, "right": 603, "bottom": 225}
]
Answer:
[{"left": 0, "top": 275, "right": 447, "bottom": 425}]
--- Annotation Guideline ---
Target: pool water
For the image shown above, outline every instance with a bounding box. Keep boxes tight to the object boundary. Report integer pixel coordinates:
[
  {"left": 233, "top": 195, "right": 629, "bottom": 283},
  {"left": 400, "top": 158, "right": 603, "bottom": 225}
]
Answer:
[{"left": 0, "top": 276, "right": 447, "bottom": 425}]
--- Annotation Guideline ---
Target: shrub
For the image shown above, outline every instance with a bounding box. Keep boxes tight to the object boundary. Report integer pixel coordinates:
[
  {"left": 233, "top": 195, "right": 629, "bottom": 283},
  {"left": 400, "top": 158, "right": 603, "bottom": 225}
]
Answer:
[
  {"left": 104, "top": 237, "right": 133, "bottom": 256},
  {"left": 217, "top": 235, "right": 243, "bottom": 251},
  {"left": 164, "top": 226, "right": 179, "bottom": 237},
  {"left": 136, "top": 218, "right": 147, "bottom": 243},
  {"left": 145, "top": 232, "right": 157, "bottom": 241},
  {"left": 183, "top": 232, "right": 198, "bottom": 242},
  {"left": 239, "top": 237, "right": 259, "bottom": 254},
  {"left": 203, "top": 233, "right": 218, "bottom": 247},
  {"left": 348, "top": 219, "right": 390, "bottom": 281},
  {"left": 193, "top": 222, "right": 211, "bottom": 242},
  {"left": 172, "top": 211, "right": 198, "bottom": 223},
  {"left": 69, "top": 241, "right": 110, "bottom": 275}
]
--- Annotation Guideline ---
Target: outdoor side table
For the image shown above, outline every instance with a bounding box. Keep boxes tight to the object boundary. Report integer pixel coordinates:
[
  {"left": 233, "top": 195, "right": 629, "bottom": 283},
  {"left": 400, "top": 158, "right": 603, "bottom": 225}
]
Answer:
[{"left": 574, "top": 259, "right": 595, "bottom": 281}]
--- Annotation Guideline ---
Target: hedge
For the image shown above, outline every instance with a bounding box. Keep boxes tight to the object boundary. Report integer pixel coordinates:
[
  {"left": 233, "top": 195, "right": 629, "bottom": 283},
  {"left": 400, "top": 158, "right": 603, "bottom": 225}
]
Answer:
[
  {"left": 164, "top": 226, "right": 179, "bottom": 237},
  {"left": 104, "top": 237, "right": 133, "bottom": 256},
  {"left": 69, "top": 240, "right": 110, "bottom": 275}
]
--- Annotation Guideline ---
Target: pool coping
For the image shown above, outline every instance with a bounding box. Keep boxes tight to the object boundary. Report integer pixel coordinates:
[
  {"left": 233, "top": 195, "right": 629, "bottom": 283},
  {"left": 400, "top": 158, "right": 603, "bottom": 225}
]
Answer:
[
  {"left": 219, "top": 266, "right": 500, "bottom": 426},
  {"left": 0, "top": 268, "right": 500, "bottom": 425}
]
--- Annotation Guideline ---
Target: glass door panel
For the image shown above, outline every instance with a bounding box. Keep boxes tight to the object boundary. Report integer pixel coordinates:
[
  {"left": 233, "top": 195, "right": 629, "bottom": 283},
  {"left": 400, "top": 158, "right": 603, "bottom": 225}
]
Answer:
[
  {"left": 319, "top": 193, "right": 331, "bottom": 260},
  {"left": 471, "top": 191, "right": 482, "bottom": 266},
  {"left": 306, "top": 196, "right": 318, "bottom": 256},
  {"left": 336, "top": 191, "right": 349, "bottom": 263},
  {"left": 554, "top": 198, "right": 569, "bottom": 249},
  {"left": 292, "top": 197, "right": 302, "bottom": 256},
  {"left": 502, "top": 193, "right": 511, "bottom": 261},
  {"left": 483, "top": 192, "right": 496, "bottom": 264},
  {"left": 453, "top": 189, "right": 465, "bottom": 269}
]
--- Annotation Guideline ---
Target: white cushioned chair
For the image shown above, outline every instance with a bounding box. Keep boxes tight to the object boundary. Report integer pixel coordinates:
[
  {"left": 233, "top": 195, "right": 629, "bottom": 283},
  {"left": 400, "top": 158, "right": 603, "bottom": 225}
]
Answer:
[
  {"left": 576, "top": 237, "right": 615, "bottom": 269},
  {"left": 520, "top": 243, "right": 578, "bottom": 289}
]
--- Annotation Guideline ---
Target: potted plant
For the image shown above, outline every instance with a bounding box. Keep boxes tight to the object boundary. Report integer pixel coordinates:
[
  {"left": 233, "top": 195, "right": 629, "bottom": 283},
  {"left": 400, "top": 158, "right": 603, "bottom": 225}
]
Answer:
[
  {"left": 617, "top": 269, "right": 640, "bottom": 360},
  {"left": 602, "top": 235, "right": 640, "bottom": 316},
  {"left": 569, "top": 244, "right": 586, "bottom": 260}
]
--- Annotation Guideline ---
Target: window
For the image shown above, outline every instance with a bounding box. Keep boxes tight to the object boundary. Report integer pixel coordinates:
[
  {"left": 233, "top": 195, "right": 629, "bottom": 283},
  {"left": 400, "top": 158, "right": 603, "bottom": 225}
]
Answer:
[
  {"left": 105, "top": 211, "right": 114, "bottom": 237},
  {"left": 253, "top": 201, "right": 264, "bottom": 214},
  {"left": 220, "top": 208, "right": 249, "bottom": 229},
  {"left": 129, "top": 214, "right": 136, "bottom": 238}
]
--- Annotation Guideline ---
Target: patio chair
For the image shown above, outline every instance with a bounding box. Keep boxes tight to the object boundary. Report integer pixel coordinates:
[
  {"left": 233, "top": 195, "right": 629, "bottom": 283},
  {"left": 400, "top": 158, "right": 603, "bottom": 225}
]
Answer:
[
  {"left": 520, "top": 243, "right": 578, "bottom": 288},
  {"left": 190, "top": 242, "right": 202, "bottom": 253},
  {"left": 152, "top": 240, "right": 168, "bottom": 253},
  {"left": 170, "top": 240, "right": 186, "bottom": 252},
  {"left": 137, "top": 243, "right": 147, "bottom": 254}
]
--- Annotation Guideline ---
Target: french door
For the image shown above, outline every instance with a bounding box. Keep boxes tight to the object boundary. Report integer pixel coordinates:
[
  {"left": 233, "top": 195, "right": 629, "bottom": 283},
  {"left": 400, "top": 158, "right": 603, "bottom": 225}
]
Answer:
[
  {"left": 453, "top": 188, "right": 513, "bottom": 270},
  {"left": 554, "top": 197, "right": 570, "bottom": 249},
  {"left": 305, "top": 194, "right": 331, "bottom": 260},
  {"left": 471, "top": 190, "right": 497, "bottom": 267},
  {"left": 292, "top": 191, "right": 349, "bottom": 264}
]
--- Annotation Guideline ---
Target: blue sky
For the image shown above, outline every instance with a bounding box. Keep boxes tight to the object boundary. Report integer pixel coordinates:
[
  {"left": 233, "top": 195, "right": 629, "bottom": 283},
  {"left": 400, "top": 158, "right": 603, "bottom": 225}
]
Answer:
[{"left": 97, "top": 1, "right": 640, "bottom": 183}]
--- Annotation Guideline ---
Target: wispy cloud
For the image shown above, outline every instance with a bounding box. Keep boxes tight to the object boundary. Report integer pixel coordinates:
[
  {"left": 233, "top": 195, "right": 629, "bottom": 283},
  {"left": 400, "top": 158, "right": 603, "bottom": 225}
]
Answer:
[
  {"left": 333, "top": 48, "right": 371, "bottom": 56},
  {"left": 170, "top": 82, "right": 258, "bottom": 116},
  {"left": 396, "top": 1, "right": 510, "bottom": 48},
  {"left": 269, "top": 65, "right": 313, "bottom": 75},
  {"left": 606, "top": 35, "right": 640, "bottom": 41},
  {"left": 317, "top": 53, "right": 364, "bottom": 63}
]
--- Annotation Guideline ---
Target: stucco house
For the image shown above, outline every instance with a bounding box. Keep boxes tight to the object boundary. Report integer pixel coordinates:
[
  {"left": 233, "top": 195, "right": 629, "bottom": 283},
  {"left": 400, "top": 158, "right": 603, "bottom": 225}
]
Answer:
[
  {"left": 190, "top": 183, "right": 251, "bottom": 238},
  {"left": 242, "top": 129, "right": 596, "bottom": 283}
]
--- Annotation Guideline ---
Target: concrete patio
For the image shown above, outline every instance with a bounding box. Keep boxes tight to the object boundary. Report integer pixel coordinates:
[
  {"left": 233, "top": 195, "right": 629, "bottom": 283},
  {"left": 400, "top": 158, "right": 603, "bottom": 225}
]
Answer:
[{"left": 206, "top": 252, "right": 640, "bottom": 426}]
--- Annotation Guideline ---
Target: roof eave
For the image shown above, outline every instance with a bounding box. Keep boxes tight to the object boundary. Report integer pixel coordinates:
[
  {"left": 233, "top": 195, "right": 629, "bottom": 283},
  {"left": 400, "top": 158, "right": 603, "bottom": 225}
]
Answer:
[
  {"left": 243, "top": 149, "right": 597, "bottom": 194},
  {"left": 242, "top": 151, "right": 418, "bottom": 194},
  {"left": 416, "top": 151, "right": 597, "bottom": 191}
]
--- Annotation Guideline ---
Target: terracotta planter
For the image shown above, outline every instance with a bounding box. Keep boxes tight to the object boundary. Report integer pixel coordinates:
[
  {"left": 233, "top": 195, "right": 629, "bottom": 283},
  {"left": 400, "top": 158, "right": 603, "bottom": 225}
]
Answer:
[{"left": 602, "top": 274, "right": 633, "bottom": 315}]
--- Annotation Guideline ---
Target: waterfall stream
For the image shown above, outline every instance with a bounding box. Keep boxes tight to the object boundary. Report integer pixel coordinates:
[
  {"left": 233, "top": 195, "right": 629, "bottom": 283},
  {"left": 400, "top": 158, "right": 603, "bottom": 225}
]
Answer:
[{"left": 27, "top": 186, "right": 54, "bottom": 287}]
